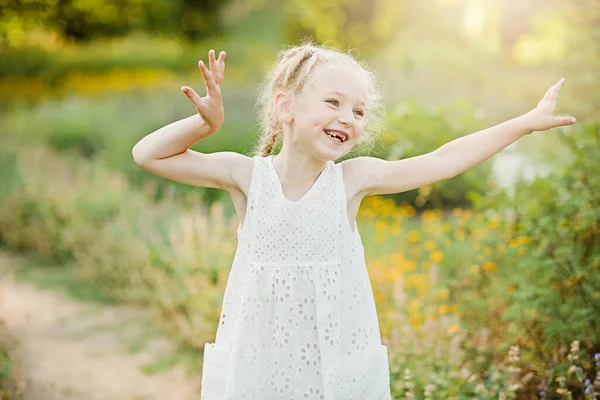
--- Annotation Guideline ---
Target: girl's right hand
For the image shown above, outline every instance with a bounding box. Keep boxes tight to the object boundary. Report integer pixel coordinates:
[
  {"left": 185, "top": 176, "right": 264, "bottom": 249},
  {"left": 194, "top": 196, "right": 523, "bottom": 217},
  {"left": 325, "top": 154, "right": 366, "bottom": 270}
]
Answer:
[{"left": 181, "top": 49, "right": 226, "bottom": 135}]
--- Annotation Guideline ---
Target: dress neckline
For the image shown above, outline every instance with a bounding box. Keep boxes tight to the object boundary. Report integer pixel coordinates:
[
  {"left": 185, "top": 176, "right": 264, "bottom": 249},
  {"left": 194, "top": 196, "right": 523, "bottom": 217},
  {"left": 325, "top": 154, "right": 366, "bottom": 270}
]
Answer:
[{"left": 268, "top": 155, "right": 331, "bottom": 204}]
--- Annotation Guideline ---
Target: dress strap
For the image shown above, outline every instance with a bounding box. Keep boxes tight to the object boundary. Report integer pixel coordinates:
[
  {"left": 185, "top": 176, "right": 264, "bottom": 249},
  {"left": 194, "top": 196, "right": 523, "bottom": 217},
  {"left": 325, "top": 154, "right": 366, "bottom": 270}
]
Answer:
[{"left": 237, "top": 155, "right": 265, "bottom": 238}]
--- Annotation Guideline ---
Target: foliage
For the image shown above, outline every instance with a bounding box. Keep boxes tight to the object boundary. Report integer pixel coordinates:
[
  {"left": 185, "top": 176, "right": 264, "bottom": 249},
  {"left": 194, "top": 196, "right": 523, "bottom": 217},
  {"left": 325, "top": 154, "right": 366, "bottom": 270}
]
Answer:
[
  {"left": 0, "top": 0, "right": 232, "bottom": 47},
  {"left": 374, "top": 98, "right": 494, "bottom": 210},
  {"left": 281, "top": 0, "right": 404, "bottom": 56},
  {"left": 0, "top": 319, "right": 23, "bottom": 399},
  {"left": 470, "top": 123, "right": 600, "bottom": 397}
]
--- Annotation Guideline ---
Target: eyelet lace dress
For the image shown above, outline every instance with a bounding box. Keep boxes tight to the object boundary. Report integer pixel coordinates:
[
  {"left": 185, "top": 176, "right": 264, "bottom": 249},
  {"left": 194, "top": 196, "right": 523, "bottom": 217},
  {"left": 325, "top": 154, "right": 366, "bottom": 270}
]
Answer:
[{"left": 200, "top": 155, "right": 392, "bottom": 400}]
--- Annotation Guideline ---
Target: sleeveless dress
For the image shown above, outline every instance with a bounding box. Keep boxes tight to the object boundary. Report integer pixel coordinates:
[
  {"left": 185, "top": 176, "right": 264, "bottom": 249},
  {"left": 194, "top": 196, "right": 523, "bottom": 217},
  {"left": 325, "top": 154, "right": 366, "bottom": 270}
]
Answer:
[{"left": 200, "top": 155, "right": 392, "bottom": 400}]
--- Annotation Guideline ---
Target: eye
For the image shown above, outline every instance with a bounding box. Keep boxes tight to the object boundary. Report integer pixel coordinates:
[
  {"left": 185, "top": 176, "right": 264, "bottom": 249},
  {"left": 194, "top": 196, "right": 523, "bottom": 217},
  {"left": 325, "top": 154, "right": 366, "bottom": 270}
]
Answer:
[
  {"left": 326, "top": 99, "right": 339, "bottom": 106},
  {"left": 353, "top": 109, "right": 364, "bottom": 117}
]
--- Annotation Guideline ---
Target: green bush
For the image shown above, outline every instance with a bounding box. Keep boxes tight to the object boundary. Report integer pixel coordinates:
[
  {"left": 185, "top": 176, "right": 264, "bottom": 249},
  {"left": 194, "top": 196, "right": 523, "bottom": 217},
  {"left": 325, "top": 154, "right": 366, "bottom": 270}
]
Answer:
[
  {"left": 378, "top": 98, "right": 494, "bottom": 210},
  {"left": 471, "top": 123, "right": 600, "bottom": 397}
]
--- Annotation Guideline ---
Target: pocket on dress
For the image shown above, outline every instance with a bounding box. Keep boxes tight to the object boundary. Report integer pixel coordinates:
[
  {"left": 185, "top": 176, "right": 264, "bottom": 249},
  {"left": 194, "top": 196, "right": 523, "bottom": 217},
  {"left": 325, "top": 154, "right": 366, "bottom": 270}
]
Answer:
[
  {"left": 371, "top": 344, "right": 392, "bottom": 400},
  {"left": 339, "top": 344, "right": 391, "bottom": 400},
  {"left": 200, "top": 343, "right": 230, "bottom": 400}
]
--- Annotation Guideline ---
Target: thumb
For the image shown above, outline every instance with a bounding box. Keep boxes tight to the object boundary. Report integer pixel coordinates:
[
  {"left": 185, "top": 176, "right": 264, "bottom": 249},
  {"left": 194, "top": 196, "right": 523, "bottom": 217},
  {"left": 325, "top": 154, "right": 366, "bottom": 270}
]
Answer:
[
  {"left": 181, "top": 86, "right": 207, "bottom": 113},
  {"left": 556, "top": 116, "right": 576, "bottom": 127}
]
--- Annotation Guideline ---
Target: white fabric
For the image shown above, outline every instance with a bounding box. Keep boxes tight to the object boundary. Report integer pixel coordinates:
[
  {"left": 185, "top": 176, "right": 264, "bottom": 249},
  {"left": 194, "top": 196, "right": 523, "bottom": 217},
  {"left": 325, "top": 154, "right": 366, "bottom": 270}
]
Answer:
[{"left": 201, "top": 155, "right": 392, "bottom": 400}]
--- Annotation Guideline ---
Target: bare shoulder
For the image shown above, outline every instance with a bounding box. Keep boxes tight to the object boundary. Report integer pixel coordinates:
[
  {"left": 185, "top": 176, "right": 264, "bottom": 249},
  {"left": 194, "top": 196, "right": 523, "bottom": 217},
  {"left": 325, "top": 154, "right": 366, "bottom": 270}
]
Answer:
[{"left": 339, "top": 156, "right": 376, "bottom": 199}]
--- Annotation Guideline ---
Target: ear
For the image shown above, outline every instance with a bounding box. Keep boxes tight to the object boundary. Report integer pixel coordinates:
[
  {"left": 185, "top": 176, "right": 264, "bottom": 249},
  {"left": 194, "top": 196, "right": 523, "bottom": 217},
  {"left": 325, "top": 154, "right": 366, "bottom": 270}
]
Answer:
[{"left": 274, "top": 91, "right": 293, "bottom": 124}]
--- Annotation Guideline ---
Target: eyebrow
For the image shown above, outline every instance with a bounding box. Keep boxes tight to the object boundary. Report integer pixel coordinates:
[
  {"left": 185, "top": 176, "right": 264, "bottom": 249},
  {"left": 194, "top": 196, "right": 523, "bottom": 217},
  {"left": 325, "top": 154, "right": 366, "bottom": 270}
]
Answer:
[{"left": 327, "top": 91, "right": 366, "bottom": 107}]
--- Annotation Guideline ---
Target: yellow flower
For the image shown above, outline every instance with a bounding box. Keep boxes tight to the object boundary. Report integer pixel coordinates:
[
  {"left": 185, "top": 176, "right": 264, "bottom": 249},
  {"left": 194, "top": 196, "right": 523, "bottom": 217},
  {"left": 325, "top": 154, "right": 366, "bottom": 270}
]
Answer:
[
  {"left": 374, "top": 292, "right": 386, "bottom": 304},
  {"left": 520, "top": 236, "right": 531, "bottom": 245},
  {"left": 437, "top": 304, "right": 449, "bottom": 315},
  {"left": 401, "top": 204, "right": 416, "bottom": 217},
  {"left": 407, "top": 230, "right": 421, "bottom": 243},
  {"left": 487, "top": 219, "right": 499, "bottom": 229},
  {"left": 463, "top": 210, "right": 473, "bottom": 218},
  {"left": 448, "top": 323, "right": 459, "bottom": 334},
  {"left": 421, "top": 210, "right": 439, "bottom": 222},
  {"left": 402, "top": 260, "right": 417, "bottom": 273},
  {"left": 443, "top": 223, "right": 452, "bottom": 232},
  {"left": 408, "top": 298, "right": 421, "bottom": 313},
  {"left": 484, "top": 247, "right": 493, "bottom": 255},
  {"left": 436, "top": 288, "right": 450, "bottom": 300},
  {"left": 430, "top": 250, "right": 444, "bottom": 263},
  {"left": 410, "top": 313, "right": 424, "bottom": 327},
  {"left": 388, "top": 268, "right": 402, "bottom": 281},
  {"left": 452, "top": 208, "right": 463, "bottom": 216},
  {"left": 449, "top": 304, "right": 458, "bottom": 313},
  {"left": 424, "top": 239, "right": 437, "bottom": 252},
  {"left": 483, "top": 261, "right": 497, "bottom": 272}
]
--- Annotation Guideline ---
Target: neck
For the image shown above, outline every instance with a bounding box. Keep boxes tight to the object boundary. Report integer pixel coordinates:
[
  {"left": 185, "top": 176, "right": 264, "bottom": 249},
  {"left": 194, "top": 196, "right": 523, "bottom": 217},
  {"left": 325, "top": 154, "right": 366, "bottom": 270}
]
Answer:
[{"left": 271, "top": 145, "right": 328, "bottom": 186}]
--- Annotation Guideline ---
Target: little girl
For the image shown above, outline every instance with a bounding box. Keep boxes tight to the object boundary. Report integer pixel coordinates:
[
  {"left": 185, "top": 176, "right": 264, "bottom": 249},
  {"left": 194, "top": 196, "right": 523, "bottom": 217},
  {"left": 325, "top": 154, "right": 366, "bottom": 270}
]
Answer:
[{"left": 132, "top": 41, "right": 575, "bottom": 400}]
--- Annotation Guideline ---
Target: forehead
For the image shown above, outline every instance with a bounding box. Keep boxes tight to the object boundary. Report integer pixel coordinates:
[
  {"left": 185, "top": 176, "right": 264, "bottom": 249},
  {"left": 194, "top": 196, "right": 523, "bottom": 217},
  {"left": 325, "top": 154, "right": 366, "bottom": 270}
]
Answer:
[{"left": 304, "top": 62, "right": 368, "bottom": 102}]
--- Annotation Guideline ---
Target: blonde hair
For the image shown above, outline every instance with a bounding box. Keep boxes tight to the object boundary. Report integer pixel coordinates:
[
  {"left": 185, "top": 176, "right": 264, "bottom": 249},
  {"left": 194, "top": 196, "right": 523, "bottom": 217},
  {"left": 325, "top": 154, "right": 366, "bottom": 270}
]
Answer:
[{"left": 251, "top": 39, "right": 386, "bottom": 157}]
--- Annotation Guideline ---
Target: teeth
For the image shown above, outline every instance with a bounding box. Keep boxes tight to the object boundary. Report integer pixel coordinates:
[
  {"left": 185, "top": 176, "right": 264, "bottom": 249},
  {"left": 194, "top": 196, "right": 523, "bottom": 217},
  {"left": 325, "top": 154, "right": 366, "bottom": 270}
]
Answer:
[{"left": 325, "top": 130, "right": 345, "bottom": 142}]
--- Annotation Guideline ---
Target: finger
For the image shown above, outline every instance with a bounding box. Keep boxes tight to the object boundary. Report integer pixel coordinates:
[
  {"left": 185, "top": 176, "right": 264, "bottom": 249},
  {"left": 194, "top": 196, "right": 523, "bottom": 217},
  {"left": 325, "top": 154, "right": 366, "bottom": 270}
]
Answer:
[
  {"left": 208, "top": 49, "right": 217, "bottom": 75},
  {"left": 198, "top": 59, "right": 220, "bottom": 96},
  {"left": 218, "top": 51, "right": 226, "bottom": 75},
  {"left": 551, "top": 116, "right": 576, "bottom": 128},
  {"left": 181, "top": 86, "right": 207, "bottom": 112},
  {"left": 549, "top": 77, "right": 565, "bottom": 100}
]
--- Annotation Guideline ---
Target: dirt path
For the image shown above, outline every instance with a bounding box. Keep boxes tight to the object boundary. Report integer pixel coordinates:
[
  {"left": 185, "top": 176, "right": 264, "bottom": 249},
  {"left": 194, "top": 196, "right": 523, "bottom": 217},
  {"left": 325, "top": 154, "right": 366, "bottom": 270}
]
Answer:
[{"left": 0, "top": 252, "right": 201, "bottom": 400}]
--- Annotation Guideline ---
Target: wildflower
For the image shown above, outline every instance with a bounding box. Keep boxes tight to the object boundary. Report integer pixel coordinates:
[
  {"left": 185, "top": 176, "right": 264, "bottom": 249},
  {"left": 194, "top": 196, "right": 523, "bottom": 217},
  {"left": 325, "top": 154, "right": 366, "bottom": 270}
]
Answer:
[
  {"left": 430, "top": 250, "right": 444, "bottom": 263},
  {"left": 448, "top": 323, "right": 459, "bottom": 334},
  {"left": 407, "top": 230, "right": 421, "bottom": 243},
  {"left": 436, "top": 288, "right": 450, "bottom": 300},
  {"left": 483, "top": 261, "right": 497, "bottom": 272},
  {"left": 487, "top": 219, "right": 499, "bottom": 228}
]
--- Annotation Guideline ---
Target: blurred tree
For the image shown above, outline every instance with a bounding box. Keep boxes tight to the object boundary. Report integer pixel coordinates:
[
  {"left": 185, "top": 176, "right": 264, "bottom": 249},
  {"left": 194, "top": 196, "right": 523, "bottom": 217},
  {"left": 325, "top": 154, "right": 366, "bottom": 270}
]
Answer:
[
  {"left": 0, "top": 0, "right": 232, "bottom": 47},
  {"left": 281, "top": 0, "right": 406, "bottom": 55}
]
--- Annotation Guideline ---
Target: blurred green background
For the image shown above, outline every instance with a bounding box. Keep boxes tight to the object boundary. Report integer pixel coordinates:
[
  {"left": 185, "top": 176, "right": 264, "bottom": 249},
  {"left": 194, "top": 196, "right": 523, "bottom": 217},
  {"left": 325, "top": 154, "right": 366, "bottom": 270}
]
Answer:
[{"left": 1, "top": 0, "right": 600, "bottom": 398}]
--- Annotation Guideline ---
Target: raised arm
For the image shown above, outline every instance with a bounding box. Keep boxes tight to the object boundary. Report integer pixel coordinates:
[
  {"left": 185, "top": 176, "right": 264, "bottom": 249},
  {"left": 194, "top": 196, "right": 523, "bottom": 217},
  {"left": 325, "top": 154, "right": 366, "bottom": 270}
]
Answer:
[
  {"left": 348, "top": 78, "right": 576, "bottom": 197},
  {"left": 132, "top": 49, "right": 251, "bottom": 191}
]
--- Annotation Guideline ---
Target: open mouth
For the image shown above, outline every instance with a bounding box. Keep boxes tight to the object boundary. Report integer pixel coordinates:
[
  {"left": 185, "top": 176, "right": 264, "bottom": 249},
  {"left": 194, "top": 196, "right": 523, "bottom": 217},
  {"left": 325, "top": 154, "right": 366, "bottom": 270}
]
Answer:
[{"left": 324, "top": 130, "right": 347, "bottom": 144}]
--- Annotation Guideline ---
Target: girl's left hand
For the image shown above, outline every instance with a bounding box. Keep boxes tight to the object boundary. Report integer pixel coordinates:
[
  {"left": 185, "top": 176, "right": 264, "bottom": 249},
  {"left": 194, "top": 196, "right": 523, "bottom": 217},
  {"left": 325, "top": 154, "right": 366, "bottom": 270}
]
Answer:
[{"left": 523, "top": 77, "right": 576, "bottom": 133}]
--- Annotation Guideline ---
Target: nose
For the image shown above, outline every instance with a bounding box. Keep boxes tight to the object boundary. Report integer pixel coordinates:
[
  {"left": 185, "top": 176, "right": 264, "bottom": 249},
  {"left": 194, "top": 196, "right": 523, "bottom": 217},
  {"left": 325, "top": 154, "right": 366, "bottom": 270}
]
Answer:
[{"left": 338, "top": 108, "right": 354, "bottom": 127}]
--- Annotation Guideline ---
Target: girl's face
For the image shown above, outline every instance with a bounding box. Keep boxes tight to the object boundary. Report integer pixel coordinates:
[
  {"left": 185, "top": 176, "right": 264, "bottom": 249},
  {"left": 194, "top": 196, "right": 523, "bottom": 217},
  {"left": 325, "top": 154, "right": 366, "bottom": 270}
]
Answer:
[{"left": 287, "top": 62, "right": 368, "bottom": 160}]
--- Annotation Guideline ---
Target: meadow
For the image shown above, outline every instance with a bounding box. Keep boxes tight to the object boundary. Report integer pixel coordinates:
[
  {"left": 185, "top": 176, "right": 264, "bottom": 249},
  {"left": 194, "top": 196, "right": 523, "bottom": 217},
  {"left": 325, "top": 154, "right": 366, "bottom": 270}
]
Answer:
[{"left": 1, "top": 1, "right": 600, "bottom": 398}]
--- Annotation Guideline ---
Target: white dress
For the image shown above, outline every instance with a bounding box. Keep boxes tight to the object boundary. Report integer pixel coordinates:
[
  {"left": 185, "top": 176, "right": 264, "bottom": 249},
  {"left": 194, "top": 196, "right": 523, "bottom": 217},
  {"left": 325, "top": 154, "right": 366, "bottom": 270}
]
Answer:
[{"left": 201, "top": 155, "right": 391, "bottom": 400}]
